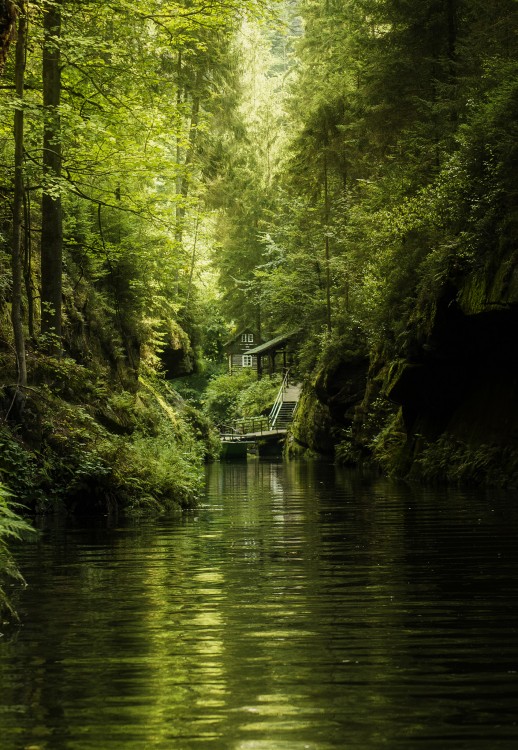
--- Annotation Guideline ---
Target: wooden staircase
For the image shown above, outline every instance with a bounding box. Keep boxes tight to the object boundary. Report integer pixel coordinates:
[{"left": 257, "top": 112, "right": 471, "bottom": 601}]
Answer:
[
  {"left": 269, "top": 375, "right": 301, "bottom": 429},
  {"left": 219, "top": 372, "right": 302, "bottom": 446},
  {"left": 273, "top": 400, "right": 298, "bottom": 428}
]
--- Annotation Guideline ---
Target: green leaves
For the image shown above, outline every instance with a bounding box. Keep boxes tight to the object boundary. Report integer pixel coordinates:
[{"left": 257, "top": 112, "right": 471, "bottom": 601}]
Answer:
[
  {"left": 204, "top": 0, "right": 518, "bottom": 387},
  {"left": 0, "top": 483, "right": 36, "bottom": 620}
]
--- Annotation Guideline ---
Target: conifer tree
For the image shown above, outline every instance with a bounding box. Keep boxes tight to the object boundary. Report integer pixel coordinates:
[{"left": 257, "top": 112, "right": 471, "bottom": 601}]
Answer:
[
  {"left": 40, "top": 0, "right": 63, "bottom": 349},
  {"left": 10, "top": 0, "right": 27, "bottom": 384}
]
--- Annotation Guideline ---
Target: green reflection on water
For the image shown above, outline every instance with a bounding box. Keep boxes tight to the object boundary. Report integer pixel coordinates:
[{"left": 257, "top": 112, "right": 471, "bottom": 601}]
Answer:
[{"left": 1, "top": 461, "right": 518, "bottom": 749}]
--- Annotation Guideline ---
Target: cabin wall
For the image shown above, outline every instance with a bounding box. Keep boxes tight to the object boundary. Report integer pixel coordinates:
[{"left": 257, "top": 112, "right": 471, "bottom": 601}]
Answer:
[
  {"left": 230, "top": 354, "right": 259, "bottom": 374},
  {"left": 225, "top": 330, "right": 261, "bottom": 374}
]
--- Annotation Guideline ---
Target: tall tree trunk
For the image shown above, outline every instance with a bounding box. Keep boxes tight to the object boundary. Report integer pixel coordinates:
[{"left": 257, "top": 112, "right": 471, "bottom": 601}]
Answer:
[
  {"left": 323, "top": 152, "right": 332, "bottom": 333},
  {"left": 446, "top": 0, "right": 457, "bottom": 68},
  {"left": 11, "top": 0, "right": 27, "bottom": 386},
  {"left": 175, "top": 72, "right": 201, "bottom": 247},
  {"left": 0, "top": 0, "right": 16, "bottom": 74},
  {"left": 185, "top": 214, "right": 199, "bottom": 308},
  {"left": 41, "top": 0, "right": 62, "bottom": 351},
  {"left": 23, "top": 187, "right": 34, "bottom": 339},
  {"left": 446, "top": 0, "right": 458, "bottom": 123},
  {"left": 175, "top": 52, "right": 184, "bottom": 252}
]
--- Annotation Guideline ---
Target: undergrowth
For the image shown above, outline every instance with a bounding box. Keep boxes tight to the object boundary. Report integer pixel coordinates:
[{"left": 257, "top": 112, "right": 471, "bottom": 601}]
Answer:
[
  {"left": 202, "top": 369, "right": 282, "bottom": 426},
  {"left": 0, "top": 483, "right": 35, "bottom": 621},
  {"left": 0, "top": 354, "right": 217, "bottom": 516},
  {"left": 411, "top": 436, "right": 518, "bottom": 487}
]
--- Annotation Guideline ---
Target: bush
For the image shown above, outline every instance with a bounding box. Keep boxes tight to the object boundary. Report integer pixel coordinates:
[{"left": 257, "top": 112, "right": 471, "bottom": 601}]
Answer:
[
  {"left": 236, "top": 373, "right": 282, "bottom": 417},
  {"left": 412, "top": 436, "right": 518, "bottom": 486},
  {"left": 0, "top": 426, "right": 43, "bottom": 507},
  {"left": 109, "top": 433, "right": 203, "bottom": 515},
  {"left": 202, "top": 369, "right": 255, "bottom": 425},
  {"left": 0, "top": 483, "right": 35, "bottom": 620},
  {"left": 107, "top": 377, "right": 207, "bottom": 514},
  {"left": 0, "top": 373, "right": 212, "bottom": 515},
  {"left": 202, "top": 370, "right": 282, "bottom": 426}
]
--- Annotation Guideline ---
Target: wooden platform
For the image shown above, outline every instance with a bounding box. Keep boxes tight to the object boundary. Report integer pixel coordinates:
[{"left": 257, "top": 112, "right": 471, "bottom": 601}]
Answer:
[
  {"left": 221, "top": 429, "right": 287, "bottom": 442},
  {"left": 219, "top": 372, "right": 300, "bottom": 453}
]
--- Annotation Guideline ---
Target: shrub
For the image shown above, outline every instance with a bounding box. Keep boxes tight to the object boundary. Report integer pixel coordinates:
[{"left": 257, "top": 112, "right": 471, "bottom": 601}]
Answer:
[
  {"left": 202, "top": 369, "right": 282, "bottom": 426},
  {"left": 0, "top": 426, "right": 43, "bottom": 506},
  {"left": 236, "top": 373, "right": 282, "bottom": 417},
  {"left": 413, "top": 436, "right": 518, "bottom": 486},
  {"left": 202, "top": 369, "right": 255, "bottom": 425},
  {"left": 0, "top": 483, "right": 35, "bottom": 620}
]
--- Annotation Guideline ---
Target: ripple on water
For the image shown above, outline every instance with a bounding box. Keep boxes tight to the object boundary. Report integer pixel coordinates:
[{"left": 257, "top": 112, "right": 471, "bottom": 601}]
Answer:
[{"left": 1, "top": 462, "right": 518, "bottom": 750}]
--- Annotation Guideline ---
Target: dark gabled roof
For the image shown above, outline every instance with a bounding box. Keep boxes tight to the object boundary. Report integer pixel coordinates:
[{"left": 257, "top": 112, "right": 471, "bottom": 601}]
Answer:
[
  {"left": 223, "top": 328, "right": 258, "bottom": 348},
  {"left": 246, "top": 330, "right": 300, "bottom": 356}
]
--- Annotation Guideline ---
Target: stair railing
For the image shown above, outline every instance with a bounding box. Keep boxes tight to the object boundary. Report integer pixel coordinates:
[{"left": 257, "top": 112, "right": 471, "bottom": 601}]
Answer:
[
  {"left": 232, "top": 415, "right": 270, "bottom": 435},
  {"left": 269, "top": 369, "right": 290, "bottom": 429}
]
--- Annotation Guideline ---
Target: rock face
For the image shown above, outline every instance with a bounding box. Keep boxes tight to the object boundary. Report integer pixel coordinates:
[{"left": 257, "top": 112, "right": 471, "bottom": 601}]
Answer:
[
  {"left": 288, "top": 389, "right": 335, "bottom": 456},
  {"left": 289, "top": 350, "right": 369, "bottom": 458},
  {"left": 291, "top": 250, "right": 518, "bottom": 485},
  {"left": 384, "top": 255, "right": 518, "bottom": 484},
  {"left": 389, "top": 306, "right": 518, "bottom": 446}
]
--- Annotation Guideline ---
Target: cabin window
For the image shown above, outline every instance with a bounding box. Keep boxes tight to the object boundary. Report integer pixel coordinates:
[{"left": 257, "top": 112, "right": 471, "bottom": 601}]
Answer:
[
  {"left": 242, "top": 355, "right": 253, "bottom": 367},
  {"left": 247, "top": 333, "right": 254, "bottom": 342},
  {"left": 241, "top": 333, "right": 254, "bottom": 343}
]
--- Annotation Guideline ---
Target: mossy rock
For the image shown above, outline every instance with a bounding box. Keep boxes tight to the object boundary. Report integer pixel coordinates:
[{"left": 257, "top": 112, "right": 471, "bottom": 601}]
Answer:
[
  {"left": 289, "top": 388, "right": 335, "bottom": 456},
  {"left": 458, "top": 249, "right": 518, "bottom": 315}
]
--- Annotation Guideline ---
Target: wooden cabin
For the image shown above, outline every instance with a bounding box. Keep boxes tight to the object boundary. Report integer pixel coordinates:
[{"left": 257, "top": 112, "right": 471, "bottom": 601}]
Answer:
[
  {"left": 247, "top": 330, "right": 300, "bottom": 378},
  {"left": 224, "top": 329, "right": 262, "bottom": 375}
]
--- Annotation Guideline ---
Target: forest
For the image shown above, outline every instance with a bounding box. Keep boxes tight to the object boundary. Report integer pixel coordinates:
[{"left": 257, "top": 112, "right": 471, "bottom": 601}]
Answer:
[{"left": 1, "top": 0, "right": 518, "bottom": 615}]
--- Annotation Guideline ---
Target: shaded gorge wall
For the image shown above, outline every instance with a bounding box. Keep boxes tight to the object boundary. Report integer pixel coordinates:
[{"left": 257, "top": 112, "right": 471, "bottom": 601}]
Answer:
[{"left": 289, "top": 260, "right": 518, "bottom": 486}]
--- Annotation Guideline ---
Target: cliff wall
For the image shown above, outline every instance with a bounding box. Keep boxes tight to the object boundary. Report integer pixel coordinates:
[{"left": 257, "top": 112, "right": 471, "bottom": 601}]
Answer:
[{"left": 290, "top": 248, "right": 518, "bottom": 486}]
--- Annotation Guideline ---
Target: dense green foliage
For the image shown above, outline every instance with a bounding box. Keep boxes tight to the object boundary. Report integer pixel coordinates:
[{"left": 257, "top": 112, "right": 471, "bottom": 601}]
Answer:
[
  {"left": 0, "top": 482, "right": 34, "bottom": 619},
  {"left": 202, "top": 369, "right": 281, "bottom": 426},
  {"left": 0, "top": 1, "right": 272, "bottom": 611},
  {"left": 0, "top": 361, "right": 218, "bottom": 513},
  {"left": 212, "top": 0, "right": 518, "bottom": 347},
  {"left": 207, "top": 0, "right": 518, "bottom": 479}
]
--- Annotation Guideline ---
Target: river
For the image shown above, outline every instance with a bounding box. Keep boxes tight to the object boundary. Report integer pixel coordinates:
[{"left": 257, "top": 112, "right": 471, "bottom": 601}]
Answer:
[{"left": 1, "top": 461, "right": 518, "bottom": 749}]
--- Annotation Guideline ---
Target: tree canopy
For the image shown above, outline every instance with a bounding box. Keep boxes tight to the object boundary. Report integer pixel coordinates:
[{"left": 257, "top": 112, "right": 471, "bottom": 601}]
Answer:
[{"left": 208, "top": 0, "right": 518, "bottom": 364}]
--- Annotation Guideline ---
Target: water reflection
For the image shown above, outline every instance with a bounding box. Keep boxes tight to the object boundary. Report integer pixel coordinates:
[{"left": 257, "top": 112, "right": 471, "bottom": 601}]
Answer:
[{"left": 1, "top": 461, "right": 518, "bottom": 749}]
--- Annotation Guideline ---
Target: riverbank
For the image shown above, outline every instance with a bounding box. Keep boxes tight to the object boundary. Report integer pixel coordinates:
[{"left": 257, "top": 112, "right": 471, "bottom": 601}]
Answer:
[
  {"left": 289, "top": 307, "right": 518, "bottom": 488},
  {"left": 0, "top": 355, "right": 219, "bottom": 517},
  {"left": 0, "top": 354, "right": 220, "bottom": 619}
]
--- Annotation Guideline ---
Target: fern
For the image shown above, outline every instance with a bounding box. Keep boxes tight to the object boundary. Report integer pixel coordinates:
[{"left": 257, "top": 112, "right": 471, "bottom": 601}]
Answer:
[{"left": 0, "top": 483, "right": 35, "bottom": 621}]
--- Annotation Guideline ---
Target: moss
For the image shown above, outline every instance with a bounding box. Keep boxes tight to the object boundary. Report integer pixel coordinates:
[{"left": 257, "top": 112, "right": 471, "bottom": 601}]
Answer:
[
  {"left": 284, "top": 432, "right": 322, "bottom": 460},
  {"left": 457, "top": 248, "right": 518, "bottom": 315},
  {"left": 289, "top": 389, "right": 335, "bottom": 456},
  {"left": 457, "top": 275, "right": 488, "bottom": 315},
  {"left": 370, "top": 409, "right": 408, "bottom": 474},
  {"left": 0, "top": 356, "right": 213, "bottom": 515}
]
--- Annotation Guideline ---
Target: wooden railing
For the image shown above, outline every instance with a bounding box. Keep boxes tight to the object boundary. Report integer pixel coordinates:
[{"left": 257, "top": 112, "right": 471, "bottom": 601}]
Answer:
[
  {"left": 220, "top": 415, "right": 270, "bottom": 440},
  {"left": 268, "top": 369, "right": 290, "bottom": 429},
  {"left": 220, "top": 370, "right": 298, "bottom": 441}
]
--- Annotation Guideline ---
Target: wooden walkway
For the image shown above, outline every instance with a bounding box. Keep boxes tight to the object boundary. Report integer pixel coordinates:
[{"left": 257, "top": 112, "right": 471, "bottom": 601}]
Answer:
[
  {"left": 220, "top": 428, "right": 287, "bottom": 443},
  {"left": 219, "top": 372, "right": 301, "bottom": 447}
]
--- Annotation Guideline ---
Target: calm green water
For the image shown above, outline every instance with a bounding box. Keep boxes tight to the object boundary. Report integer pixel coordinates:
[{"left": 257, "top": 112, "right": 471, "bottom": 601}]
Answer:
[{"left": 1, "top": 461, "right": 518, "bottom": 750}]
